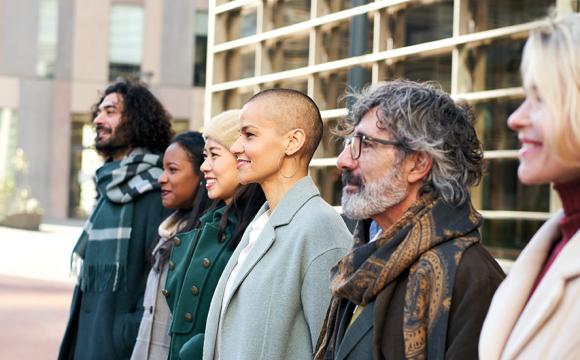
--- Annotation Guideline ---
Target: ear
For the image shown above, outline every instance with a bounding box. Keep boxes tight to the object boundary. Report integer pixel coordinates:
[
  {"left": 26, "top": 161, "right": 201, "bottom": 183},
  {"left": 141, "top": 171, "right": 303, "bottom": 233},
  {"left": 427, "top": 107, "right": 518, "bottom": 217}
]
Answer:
[
  {"left": 406, "top": 151, "right": 432, "bottom": 184},
  {"left": 284, "top": 128, "right": 306, "bottom": 156}
]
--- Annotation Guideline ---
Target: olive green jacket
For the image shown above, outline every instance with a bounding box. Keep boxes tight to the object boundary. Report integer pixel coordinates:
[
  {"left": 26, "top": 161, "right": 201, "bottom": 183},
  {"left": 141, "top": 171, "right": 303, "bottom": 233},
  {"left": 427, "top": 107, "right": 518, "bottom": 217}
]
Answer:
[{"left": 164, "top": 205, "right": 237, "bottom": 360}]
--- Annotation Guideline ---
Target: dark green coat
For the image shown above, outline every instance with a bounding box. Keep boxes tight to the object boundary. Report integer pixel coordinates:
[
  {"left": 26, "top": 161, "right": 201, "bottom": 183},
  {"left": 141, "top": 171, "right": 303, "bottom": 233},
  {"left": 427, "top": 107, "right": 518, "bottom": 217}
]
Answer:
[
  {"left": 164, "top": 205, "right": 237, "bottom": 360},
  {"left": 58, "top": 190, "right": 170, "bottom": 360}
]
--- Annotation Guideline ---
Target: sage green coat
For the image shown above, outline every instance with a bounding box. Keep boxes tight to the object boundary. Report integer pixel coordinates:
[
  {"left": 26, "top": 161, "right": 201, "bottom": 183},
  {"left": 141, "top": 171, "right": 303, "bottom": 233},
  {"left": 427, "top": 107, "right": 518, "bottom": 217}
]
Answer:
[{"left": 203, "top": 177, "right": 352, "bottom": 360}]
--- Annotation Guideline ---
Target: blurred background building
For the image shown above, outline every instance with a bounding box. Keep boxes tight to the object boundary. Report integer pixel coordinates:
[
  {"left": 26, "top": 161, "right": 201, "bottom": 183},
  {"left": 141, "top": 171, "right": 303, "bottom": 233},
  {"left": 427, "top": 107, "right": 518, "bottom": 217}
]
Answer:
[
  {"left": 204, "top": 0, "right": 578, "bottom": 259},
  {"left": 0, "top": 0, "right": 209, "bottom": 220},
  {"left": 0, "top": 0, "right": 578, "bottom": 260}
]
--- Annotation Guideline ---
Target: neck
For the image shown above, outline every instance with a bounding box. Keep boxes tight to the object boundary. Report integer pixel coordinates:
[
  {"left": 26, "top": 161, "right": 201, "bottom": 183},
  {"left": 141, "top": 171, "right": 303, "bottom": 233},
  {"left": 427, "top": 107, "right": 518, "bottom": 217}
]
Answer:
[
  {"left": 372, "top": 186, "right": 421, "bottom": 231},
  {"left": 261, "top": 171, "right": 307, "bottom": 212},
  {"left": 111, "top": 147, "right": 132, "bottom": 161},
  {"left": 553, "top": 177, "right": 580, "bottom": 241}
]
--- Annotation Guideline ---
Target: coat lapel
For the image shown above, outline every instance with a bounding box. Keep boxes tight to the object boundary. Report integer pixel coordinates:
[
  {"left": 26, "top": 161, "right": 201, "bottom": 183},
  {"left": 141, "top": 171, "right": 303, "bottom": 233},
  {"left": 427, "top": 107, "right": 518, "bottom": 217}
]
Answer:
[
  {"left": 502, "top": 227, "right": 580, "bottom": 359},
  {"left": 220, "top": 177, "right": 320, "bottom": 315},
  {"left": 336, "top": 302, "right": 374, "bottom": 360}
]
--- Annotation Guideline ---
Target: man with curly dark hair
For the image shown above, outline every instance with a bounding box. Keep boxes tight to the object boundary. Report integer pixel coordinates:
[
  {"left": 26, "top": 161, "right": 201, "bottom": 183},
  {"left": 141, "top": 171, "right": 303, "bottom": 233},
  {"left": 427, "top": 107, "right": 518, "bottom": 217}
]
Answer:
[
  {"left": 315, "top": 80, "right": 505, "bottom": 360},
  {"left": 59, "top": 81, "right": 173, "bottom": 359}
]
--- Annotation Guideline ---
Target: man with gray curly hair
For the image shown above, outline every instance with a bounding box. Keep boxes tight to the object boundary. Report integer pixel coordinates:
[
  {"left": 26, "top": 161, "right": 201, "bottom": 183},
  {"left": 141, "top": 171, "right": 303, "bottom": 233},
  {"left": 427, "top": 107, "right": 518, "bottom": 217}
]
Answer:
[{"left": 315, "top": 80, "right": 504, "bottom": 360}]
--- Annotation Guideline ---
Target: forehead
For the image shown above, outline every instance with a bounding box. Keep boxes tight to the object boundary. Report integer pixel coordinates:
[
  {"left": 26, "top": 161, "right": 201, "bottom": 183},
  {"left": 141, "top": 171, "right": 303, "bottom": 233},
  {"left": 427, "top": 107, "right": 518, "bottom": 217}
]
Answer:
[
  {"left": 99, "top": 93, "right": 123, "bottom": 110},
  {"left": 355, "top": 107, "right": 390, "bottom": 136},
  {"left": 164, "top": 143, "right": 189, "bottom": 160},
  {"left": 204, "top": 138, "right": 227, "bottom": 151},
  {"left": 240, "top": 99, "right": 281, "bottom": 130}
]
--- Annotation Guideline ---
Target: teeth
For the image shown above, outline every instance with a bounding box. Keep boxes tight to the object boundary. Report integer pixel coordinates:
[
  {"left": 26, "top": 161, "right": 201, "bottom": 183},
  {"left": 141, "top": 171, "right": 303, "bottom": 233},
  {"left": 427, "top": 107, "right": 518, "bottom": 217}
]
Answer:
[{"left": 206, "top": 179, "right": 216, "bottom": 184}]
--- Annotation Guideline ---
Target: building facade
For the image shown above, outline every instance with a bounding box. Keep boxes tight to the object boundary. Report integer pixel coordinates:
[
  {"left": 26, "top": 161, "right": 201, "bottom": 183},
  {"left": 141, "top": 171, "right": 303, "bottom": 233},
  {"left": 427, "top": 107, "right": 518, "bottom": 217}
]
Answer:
[
  {"left": 204, "top": 0, "right": 579, "bottom": 258},
  {"left": 0, "top": 0, "right": 209, "bottom": 220}
]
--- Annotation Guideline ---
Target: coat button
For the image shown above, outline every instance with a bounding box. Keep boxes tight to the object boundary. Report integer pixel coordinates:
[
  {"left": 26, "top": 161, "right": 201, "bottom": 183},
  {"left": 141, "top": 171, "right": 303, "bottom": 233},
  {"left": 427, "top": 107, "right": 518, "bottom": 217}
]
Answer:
[
  {"left": 191, "top": 286, "right": 199, "bottom": 295},
  {"left": 168, "top": 260, "right": 175, "bottom": 270},
  {"left": 149, "top": 306, "right": 153, "bottom": 314},
  {"left": 202, "top": 258, "right": 211, "bottom": 268},
  {"left": 161, "top": 289, "right": 170, "bottom": 298},
  {"left": 185, "top": 312, "right": 193, "bottom": 322},
  {"left": 174, "top": 237, "right": 181, "bottom": 246}
]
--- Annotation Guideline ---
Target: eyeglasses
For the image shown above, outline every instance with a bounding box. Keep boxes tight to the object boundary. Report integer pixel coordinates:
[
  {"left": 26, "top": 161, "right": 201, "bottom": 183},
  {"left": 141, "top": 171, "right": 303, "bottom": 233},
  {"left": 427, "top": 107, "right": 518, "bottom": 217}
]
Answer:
[{"left": 345, "top": 134, "right": 401, "bottom": 160}]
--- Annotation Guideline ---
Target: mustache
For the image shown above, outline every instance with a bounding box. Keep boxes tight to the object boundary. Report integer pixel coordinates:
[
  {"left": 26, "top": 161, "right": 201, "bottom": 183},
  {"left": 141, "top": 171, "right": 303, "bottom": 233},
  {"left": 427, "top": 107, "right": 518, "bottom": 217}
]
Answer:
[
  {"left": 95, "top": 125, "right": 112, "bottom": 134},
  {"left": 341, "top": 171, "right": 362, "bottom": 188}
]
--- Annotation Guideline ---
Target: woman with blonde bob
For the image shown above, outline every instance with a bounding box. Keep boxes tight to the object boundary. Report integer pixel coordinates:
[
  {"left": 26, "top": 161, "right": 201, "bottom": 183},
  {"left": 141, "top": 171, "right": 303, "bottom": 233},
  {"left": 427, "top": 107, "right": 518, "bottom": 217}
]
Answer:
[{"left": 479, "top": 13, "right": 580, "bottom": 359}]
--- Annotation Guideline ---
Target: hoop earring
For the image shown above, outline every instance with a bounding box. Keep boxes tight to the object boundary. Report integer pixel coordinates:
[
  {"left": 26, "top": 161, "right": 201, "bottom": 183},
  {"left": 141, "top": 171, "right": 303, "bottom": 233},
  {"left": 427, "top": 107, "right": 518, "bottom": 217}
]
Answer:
[{"left": 278, "top": 155, "right": 298, "bottom": 179}]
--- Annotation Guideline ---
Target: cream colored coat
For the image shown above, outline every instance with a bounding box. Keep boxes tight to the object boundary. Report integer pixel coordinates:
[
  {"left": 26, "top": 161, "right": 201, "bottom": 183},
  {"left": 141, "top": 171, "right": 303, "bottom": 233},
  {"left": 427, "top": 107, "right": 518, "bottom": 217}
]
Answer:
[{"left": 479, "top": 210, "right": 580, "bottom": 360}]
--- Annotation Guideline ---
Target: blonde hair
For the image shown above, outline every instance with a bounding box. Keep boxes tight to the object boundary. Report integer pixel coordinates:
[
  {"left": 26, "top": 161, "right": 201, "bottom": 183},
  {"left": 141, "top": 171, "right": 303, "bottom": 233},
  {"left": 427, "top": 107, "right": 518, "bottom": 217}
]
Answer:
[
  {"left": 521, "top": 13, "right": 580, "bottom": 165},
  {"left": 203, "top": 110, "right": 241, "bottom": 149}
]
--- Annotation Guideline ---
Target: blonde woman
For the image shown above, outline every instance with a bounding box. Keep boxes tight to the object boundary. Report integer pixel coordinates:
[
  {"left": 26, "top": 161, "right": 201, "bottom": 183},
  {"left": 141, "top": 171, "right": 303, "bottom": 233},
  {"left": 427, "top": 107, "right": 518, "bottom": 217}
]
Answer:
[{"left": 479, "top": 13, "right": 580, "bottom": 359}]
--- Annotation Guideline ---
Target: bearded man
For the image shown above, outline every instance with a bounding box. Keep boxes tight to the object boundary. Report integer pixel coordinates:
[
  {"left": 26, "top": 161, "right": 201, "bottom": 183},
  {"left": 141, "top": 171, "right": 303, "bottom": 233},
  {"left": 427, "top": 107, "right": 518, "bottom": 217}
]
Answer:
[
  {"left": 315, "top": 80, "right": 505, "bottom": 360},
  {"left": 59, "top": 81, "right": 173, "bottom": 359}
]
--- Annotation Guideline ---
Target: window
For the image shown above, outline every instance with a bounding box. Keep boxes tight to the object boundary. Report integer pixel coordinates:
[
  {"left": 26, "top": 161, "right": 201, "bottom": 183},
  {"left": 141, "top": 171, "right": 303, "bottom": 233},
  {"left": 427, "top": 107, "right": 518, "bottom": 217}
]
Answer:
[
  {"left": 108, "top": 4, "right": 144, "bottom": 82},
  {"left": 193, "top": 11, "right": 208, "bottom": 87},
  {"left": 36, "top": 0, "right": 58, "bottom": 78}
]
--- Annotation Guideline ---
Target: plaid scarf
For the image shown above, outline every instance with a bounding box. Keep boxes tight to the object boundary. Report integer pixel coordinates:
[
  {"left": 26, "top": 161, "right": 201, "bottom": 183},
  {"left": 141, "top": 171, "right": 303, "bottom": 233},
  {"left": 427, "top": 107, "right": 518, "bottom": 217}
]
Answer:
[
  {"left": 72, "top": 148, "right": 163, "bottom": 292},
  {"left": 315, "top": 195, "right": 481, "bottom": 360}
]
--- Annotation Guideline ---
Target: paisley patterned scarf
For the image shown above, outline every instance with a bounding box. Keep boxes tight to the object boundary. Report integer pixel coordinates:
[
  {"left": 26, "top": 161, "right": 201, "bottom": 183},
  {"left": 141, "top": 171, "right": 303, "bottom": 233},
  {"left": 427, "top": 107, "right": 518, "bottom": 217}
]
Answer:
[{"left": 315, "top": 195, "right": 482, "bottom": 359}]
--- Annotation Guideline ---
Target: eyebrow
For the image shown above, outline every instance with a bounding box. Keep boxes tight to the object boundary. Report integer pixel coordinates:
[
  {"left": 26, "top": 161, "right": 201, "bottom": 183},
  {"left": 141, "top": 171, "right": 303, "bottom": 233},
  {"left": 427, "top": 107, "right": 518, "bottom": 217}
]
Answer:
[
  {"left": 240, "top": 125, "right": 258, "bottom": 132},
  {"left": 98, "top": 103, "right": 118, "bottom": 112}
]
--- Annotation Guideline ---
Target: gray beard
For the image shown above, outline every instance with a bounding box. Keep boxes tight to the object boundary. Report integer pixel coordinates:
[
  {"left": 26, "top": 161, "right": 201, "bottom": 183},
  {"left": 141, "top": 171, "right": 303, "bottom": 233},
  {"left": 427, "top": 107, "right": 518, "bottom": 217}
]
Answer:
[{"left": 341, "top": 163, "right": 407, "bottom": 220}]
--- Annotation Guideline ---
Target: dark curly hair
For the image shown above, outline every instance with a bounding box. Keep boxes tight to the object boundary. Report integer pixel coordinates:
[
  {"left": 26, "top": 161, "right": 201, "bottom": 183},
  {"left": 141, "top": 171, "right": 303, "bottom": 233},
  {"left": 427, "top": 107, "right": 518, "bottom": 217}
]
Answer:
[
  {"left": 92, "top": 80, "right": 174, "bottom": 155},
  {"left": 339, "top": 80, "right": 484, "bottom": 206}
]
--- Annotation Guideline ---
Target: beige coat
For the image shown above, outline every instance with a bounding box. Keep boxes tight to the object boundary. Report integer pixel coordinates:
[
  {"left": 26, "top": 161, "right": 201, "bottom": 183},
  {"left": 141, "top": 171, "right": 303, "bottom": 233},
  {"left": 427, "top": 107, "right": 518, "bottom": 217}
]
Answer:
[{"left": 479, "top": 210, "right": 580, "bottom": 360}]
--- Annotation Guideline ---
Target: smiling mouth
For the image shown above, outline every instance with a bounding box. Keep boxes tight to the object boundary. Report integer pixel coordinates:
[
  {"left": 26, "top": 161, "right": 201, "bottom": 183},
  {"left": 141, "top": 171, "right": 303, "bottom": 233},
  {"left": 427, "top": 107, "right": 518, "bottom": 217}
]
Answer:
[
  {"left": 205, "top": 178, "right": 216, "bottom": 188},
  {"left": 236, "top": 159, "right": 250, "bottom": 168},
  {"left": 161, "top": 190, "right": 171, "bottom": 197}
]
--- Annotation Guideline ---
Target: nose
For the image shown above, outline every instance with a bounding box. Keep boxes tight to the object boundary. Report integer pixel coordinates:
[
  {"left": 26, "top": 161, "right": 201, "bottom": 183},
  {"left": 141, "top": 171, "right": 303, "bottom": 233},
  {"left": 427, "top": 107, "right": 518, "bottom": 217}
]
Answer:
[
  {"left": 158, "top": 170, "right": 168, "bottom": 184},
  {"left": 229, "top": 135, "right": 243, "bottom": 155},
  {"left": 200, "top": 157, "right": 210, "bottom": 173},
  {"left": 336, "top": 145, "right": 357, "bottom": 171},
  {"left": 507, "top": 98, "right": 531, "bottom": 132},
  {"left": 93, "top": 111, "right": 105, "bottom": 126}
]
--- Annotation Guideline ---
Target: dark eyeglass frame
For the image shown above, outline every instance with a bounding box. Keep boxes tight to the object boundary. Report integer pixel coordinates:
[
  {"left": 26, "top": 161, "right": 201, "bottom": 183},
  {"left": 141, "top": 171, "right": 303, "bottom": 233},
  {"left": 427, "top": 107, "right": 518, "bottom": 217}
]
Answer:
[{"left": 345, "top": 133, "right": 401, "bottom": 160}]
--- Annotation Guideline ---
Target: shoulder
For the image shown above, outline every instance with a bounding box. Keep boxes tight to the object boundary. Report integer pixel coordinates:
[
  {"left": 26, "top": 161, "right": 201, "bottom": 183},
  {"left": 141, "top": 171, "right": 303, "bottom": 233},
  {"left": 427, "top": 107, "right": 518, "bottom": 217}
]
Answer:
[{"left": 456, "top": 243, "right": 505, "bottom": 283}]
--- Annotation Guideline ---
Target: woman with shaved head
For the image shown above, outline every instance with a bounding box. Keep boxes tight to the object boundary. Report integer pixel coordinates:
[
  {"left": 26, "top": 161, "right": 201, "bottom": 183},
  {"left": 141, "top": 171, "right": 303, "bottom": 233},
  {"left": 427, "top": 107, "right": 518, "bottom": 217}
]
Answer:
[{"left": 202, "top": 89, "right": 352, "bottom": 360}]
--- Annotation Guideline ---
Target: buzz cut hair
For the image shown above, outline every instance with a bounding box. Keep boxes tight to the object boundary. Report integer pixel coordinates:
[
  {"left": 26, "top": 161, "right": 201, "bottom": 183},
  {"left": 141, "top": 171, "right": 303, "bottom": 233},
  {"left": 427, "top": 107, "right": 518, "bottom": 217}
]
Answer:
[{"left": 247, "top": 88, "right": 323, "bottom": 162}]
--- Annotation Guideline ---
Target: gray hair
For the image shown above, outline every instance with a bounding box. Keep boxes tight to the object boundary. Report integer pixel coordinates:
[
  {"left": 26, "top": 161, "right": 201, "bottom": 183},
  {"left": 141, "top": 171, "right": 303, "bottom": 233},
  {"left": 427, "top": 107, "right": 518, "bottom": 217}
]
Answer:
[{"left": 340, "top": 80, "right": 484, "bottom": 206}]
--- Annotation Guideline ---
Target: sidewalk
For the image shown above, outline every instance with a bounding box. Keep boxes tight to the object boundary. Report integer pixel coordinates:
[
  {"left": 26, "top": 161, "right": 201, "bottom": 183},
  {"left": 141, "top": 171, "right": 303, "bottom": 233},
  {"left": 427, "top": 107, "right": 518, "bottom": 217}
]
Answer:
[
  {"left": 0, "top": 223, "right": 81, "bottom": 283},
  {"left": 0, "top": 223, "right": 80, "bottom": 359}
]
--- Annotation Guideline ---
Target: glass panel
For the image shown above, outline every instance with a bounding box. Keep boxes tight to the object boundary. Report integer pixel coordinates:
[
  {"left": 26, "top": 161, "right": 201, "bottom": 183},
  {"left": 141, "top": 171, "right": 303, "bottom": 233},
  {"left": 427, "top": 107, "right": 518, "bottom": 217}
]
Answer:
[
  {"left": 320, "top": 17, "right": 374, "bottom": 63},
  {"left": 0, "top": 108, "right": 17, "bottom": 184},
  {"left": 474, "top": 99, "right": 521, "bottom": 151},
  {"left": 315, "top": 69, "right": 348, "bottom": 110},
  {"left": 69, "top": 114, "right": 102, "bottom": 219},
  {"left": 172, "top": 118, "right": 190, "bottom": 134},
  {"left": 109, "top": 4, "right": 144, "bottom": 81},
  {"left": 388, "top": 53, "right": 452, "bottom": 92},
  {"left": 36, "top": 0, "right": 58, "bottom": 78},
  {"left": 390, "top": 0, "right": 453, "bottom": 48},
  {"left": 266, "top": 36, "right": 309, "bottom": 72},
  {"left": 481, "top": 218, "right": 545, "bottom": 258},
  {"left": 194, "top": 11, "right": 209, "bottom": 87},
  {"left": 266, "top": 0, "right": 310, "bottom": 30},
  {"left": 467, "top": 0, "right": 555, "bottom": 33},
  {"left": 267, "top": 79, "right": 308, "bottom": 94},
  {"left": 318, "top": 0, "right": 354, "bottom": 16},
  {"left": 221, "top": 46, "right": 256, "bottom": 82},
  {"left": 464, "top": 39, "right": 525, "bottom": 92},
  {"left": 480, "top": 158, "right": 550, "bottom": 212},
  {"left": 310, "top": 166, "right": 342, "bottom": 206}
]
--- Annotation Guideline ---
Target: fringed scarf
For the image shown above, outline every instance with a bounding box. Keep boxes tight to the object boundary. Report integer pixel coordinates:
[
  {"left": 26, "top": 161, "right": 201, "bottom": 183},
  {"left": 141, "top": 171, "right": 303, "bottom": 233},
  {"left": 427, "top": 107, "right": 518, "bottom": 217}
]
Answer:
[
  {"left": 315, "top": 195, "right": 482, "bottom": 359},
  {"left": 72, "top": 148, "right": 163, "bottom": 292}
]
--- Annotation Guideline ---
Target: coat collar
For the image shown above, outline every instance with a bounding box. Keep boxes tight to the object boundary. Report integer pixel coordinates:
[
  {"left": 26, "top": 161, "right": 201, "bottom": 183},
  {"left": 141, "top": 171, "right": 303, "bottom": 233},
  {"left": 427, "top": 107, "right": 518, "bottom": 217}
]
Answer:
[
  {"left": 219, "top": 176, "right": 320, "bottom": 316},
  {"left": 264, "top": 176, "right": 320, "bottom": 228},
  {"left": 480, "top": 210, "right": 580, "bottom": 359}
]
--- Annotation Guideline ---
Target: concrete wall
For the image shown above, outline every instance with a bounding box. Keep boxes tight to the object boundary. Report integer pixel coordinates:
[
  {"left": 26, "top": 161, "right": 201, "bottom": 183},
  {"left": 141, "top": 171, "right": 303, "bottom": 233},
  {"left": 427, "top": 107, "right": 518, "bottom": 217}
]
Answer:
[
  {"left": 0, "top": 0, "right": 40, "bottom": 77},
  {"left": 160, "top": 0, "right": 194, "bottom": 86}
]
